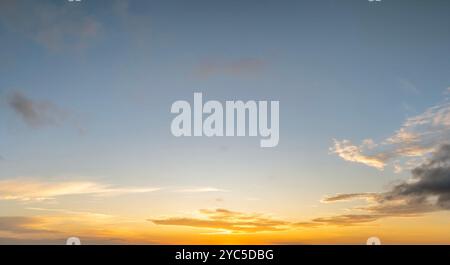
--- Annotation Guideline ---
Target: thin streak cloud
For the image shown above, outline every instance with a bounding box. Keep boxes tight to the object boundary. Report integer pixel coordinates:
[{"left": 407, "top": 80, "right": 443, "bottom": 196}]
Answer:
[
  {"left": 0, "top": 178, "right": 160, "bottom": 201},
  {"left": 173, "top": 187, "right": 229, "bottom": 193}
]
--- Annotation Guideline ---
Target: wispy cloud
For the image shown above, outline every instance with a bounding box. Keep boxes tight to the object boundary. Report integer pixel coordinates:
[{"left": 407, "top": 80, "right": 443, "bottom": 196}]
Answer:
[
  {"left": 294, "top": 214, "right": 383, "bottom": 227},
  {"left": 0, "top": 178, "right": 160, "bottom": 201},
  {"left": 150, "top": 208, "right": 290, "bottom": 233},
  {"left": 321, "top": 192, "right": 379, "bottom": 203},
  {"left": 173, "top": 187, "right": 229, "bottom": 193},
  {"left": 26, "top": 207, "right": 115, "bottom": 219},
  {"left": 0, "top": 213, "right": 147, "bottom": 244},
  {"left": 0, "top": 216, "right": 58, "bottom": 235},
  {"left": 8, "top": 91, "right": 67, "bottom": 128},
  {"left": 330, "top": 139, "right": 387, "bottom": 170},
  {"left": 0, "top": 0, "right": 101, "bottom": 51},
  {"left": 310, "top": 214, "right": 380, "bottom": 227},
  {"left": 330, "top": 100, "right": 450, "bottom": 171},
  {"left": 7, "top": 91, "right": 86, "bottom": 133},
  {"left": 445, "top": 87, "right": 450, "bottom": 96}
]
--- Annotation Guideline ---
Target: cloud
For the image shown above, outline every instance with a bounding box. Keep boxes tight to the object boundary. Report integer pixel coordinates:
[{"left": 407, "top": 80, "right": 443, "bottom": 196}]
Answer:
[
  {"left": 292, "top": 221, "right": 324, "bottom": 228},
  {"left": 0, "top": 216, "right": 57, "bottom": 234},
  {"left": 0, "top": 0, "right": 101, "bottom": 51},
  {"left": 445, "top": 87, "right": 450, "bottom": 96},
  {"left": 0, "top": 213, "right": 150, "bottom": 244},
  {"left": 150, "top": 208, "right": 290, "bottom": 233},
  {"left": 330, "top": 139, "right": 387, "bottom": 170},
  {"left": 0, "top": 178, "right": 160, "bottom": 201},
  {"left": 173, "top": 187, "right": 229, "bottom": 193},
  {"left": 0, "top": 237, "right": 64, "bottom": 245},
  {"left": 321, "top": 192, "right": 379, "bottom": 203},
  {"left": 8, "top": 91, "right": 67, "bottom": 128},
  {"left": 307, "top": 144, "right": 450, "bottom": 226},
  {"left": 331, "top": 101, "right": 450, "bottom": 170},
  {"left": 311, "top": 214, "right": 380, "bottom": 226},
  {"left": 369, "top": 144, "right": 450, "bottom": 213},
  {"left": 0, "top": 236, "right": 129, "bottom": 245},
  {"left": 294, "top": 213, "right": 383, "bottom": 227},
  {"left": 26, "top": 207, "right": 115, "bottom": 218},
  {"left": 194, "top": 58, "right": 266, "bottom": 79},
  {"left": 0, "top": 216, "right": 65, "bottom": 244},
  {"left": 7, "top": 91, "right": 86, "bottom": 132}
]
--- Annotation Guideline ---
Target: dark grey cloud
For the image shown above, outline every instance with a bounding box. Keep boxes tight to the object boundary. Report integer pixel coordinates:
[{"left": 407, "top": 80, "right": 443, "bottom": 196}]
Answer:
[
  {"left": 8, "top": 91, "right": 67, "bottom": 128},
  {"left": 372, "top": 144, "right": 450, "bottom": 213},
  {"left": 303, "top": 144, "right": 450, "bottom": 226}
]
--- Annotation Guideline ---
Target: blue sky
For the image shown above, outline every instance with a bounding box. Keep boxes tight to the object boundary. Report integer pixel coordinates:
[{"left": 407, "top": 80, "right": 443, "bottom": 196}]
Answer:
[{"left": 0, "top": 0, "right": 450, "bottom": 244}]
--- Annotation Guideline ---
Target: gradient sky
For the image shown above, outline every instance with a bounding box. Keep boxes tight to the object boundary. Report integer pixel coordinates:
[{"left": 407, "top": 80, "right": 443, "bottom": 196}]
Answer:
[{"left": 1, "top": 0, "right": 450, "bottom": 244}]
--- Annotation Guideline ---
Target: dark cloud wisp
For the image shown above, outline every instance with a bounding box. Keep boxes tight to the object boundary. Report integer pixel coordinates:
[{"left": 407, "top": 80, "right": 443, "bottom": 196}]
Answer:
[{"left": 8, "top": 91, "right": 67, "bottom": 128}]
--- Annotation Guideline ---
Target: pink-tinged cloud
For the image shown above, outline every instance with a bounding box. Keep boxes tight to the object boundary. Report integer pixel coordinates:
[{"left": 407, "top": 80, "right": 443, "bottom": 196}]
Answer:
[{"left": 330, "top": 101, "right": 450, "bottom": 171}]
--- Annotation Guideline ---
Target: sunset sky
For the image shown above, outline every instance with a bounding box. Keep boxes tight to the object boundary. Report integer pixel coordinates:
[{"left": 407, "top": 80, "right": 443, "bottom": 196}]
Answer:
[{"left": 1, "top": 0, "right": 450, "bottom": 244}]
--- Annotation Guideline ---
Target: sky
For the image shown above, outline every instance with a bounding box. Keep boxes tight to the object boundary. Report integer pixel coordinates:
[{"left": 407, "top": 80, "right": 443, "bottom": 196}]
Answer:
[{"left": 0, "top": 0, "right": 450, "bottom": 244}]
